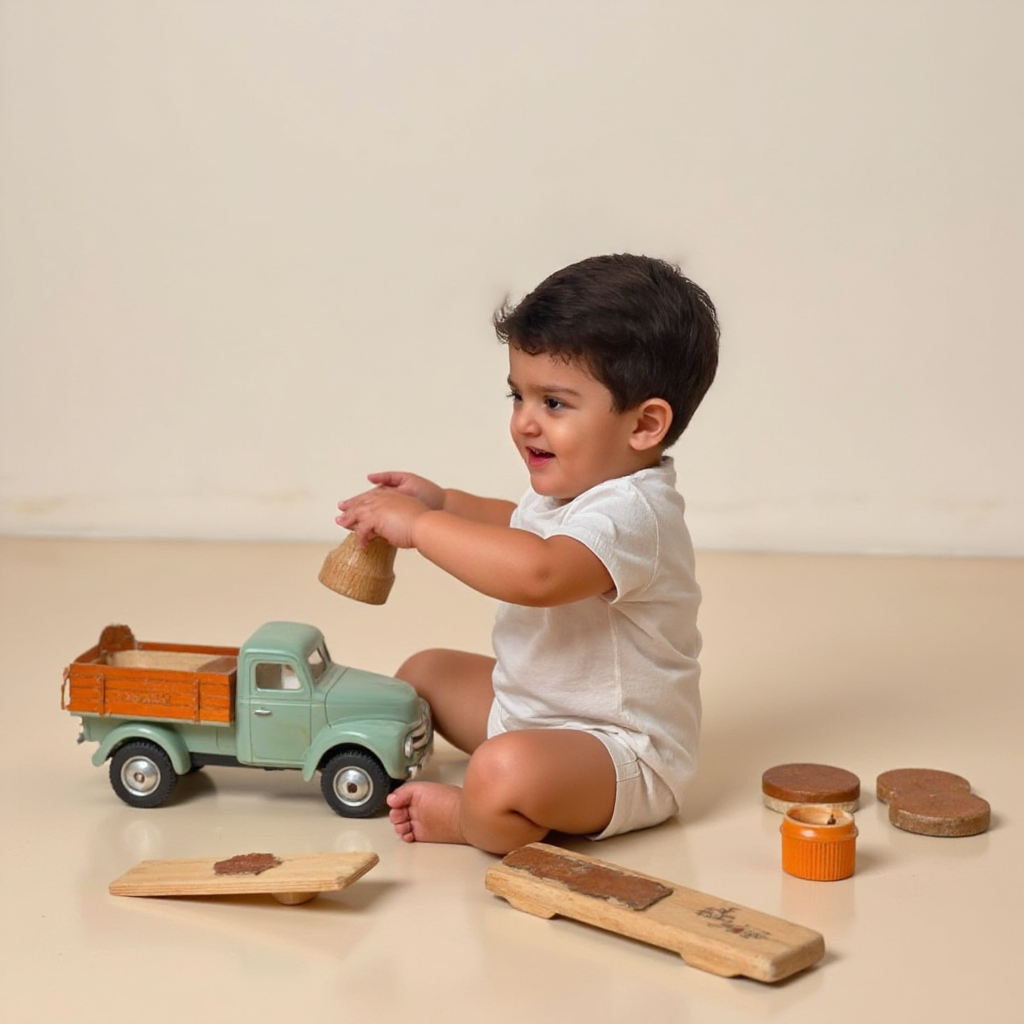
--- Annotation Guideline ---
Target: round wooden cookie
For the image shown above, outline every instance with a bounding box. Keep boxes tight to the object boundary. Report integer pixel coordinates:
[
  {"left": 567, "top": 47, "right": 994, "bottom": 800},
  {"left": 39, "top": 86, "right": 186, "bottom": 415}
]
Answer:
[
  {"left": 761, "top": 763, "right": 861, "bottom": 813},
  {"left": 876, "top": 768, "right": 972, "bottom": 805},
  {"left": 888, "top": 789, "right": 991, "bottom": 837}
]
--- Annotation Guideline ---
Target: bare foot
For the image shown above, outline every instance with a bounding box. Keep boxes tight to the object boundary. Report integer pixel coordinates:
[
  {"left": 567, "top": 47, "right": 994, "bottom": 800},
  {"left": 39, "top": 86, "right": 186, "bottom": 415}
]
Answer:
[{"left": 386, "top": 782, "right": 466, "bottom": 845}]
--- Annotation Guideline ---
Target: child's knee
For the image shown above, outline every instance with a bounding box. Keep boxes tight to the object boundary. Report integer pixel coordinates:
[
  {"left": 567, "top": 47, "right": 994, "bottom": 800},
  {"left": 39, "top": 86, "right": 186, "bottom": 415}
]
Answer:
[
  {"left": 394, "top": 648, "right": 448, "bottom": 697},
  {"left": 462, "top": 735, "right": 537, "bottom": 813},
  {"left": 463, "top": 730, "right": 617, "bottom": 837}
]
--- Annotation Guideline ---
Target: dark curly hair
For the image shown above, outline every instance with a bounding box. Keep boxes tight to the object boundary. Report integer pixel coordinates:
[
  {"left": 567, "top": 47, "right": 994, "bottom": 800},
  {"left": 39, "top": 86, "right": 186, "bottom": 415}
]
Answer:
[{"left": 493, "top": 254, "right": 719, "bottom": 447}]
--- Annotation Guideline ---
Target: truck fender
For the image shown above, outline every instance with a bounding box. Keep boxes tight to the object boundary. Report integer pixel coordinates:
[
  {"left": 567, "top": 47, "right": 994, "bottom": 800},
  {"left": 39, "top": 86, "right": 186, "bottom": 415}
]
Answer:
[
  {"left": 91, "top": 723, "right": 193, "bottom": 775},
  {"left": 301, "top": 721, "right": 408, "bottom": 782}
]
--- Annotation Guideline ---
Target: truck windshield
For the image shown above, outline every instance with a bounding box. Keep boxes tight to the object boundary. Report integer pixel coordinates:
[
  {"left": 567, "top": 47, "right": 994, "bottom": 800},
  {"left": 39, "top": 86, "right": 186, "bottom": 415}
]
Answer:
[{"left": 308, "top": 646, "right": 329, "bottom": 682}]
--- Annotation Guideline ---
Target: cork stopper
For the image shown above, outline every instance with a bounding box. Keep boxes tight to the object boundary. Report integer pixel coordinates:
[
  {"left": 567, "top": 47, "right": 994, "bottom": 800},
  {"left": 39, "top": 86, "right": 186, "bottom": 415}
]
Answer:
[{"left": 318, "top": 534, "right": 397, "bottom": 605}]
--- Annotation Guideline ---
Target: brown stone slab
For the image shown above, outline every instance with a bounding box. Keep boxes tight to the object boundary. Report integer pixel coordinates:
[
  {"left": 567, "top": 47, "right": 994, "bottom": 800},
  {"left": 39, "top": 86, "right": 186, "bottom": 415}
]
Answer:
[
  {"left": 876, "top": 767, "right": 972, "bottom": 805},
  {"left": 888, "top": 790, "right": 991, "bottom": 837}
]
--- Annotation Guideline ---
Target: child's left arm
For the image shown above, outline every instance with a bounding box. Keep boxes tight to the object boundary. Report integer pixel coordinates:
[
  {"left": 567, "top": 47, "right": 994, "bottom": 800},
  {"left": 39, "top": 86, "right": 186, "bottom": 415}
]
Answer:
[{"left": 338, "top": 487, "right": 611, "bottom": 606}]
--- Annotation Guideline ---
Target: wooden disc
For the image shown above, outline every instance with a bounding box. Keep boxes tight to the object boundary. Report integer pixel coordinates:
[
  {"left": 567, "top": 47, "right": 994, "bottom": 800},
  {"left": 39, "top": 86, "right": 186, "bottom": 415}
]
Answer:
[
  {"left": 888, "top": 790, "right": 991, "bottom": 837},
  {"left": 761, "top": 763, "right": 860, "bottom": 812},
  {"left": 876, "top": 767, "right": 972, "bottom": 805}
]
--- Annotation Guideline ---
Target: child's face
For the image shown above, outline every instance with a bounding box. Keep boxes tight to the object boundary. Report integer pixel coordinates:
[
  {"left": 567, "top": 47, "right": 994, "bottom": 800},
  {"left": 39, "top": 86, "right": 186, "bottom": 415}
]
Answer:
[{"left": 506, "top": 346, "right": 657, "bottom": 502}]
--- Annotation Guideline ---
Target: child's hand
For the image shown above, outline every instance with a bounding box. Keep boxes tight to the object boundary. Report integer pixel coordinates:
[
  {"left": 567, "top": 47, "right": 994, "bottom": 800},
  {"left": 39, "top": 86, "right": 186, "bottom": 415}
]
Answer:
[
  {"left": 365, "top": 471, "right": 446, "bottom": 511},
  {"left": 336, "top": 487, "right": 430, "bottom": 549}
]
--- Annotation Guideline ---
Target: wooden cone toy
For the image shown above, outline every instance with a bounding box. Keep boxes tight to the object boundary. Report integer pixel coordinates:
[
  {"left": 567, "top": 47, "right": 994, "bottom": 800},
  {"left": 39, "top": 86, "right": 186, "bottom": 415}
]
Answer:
[{"left": 318, "top": 533, "right": 397, "bottom": 605}]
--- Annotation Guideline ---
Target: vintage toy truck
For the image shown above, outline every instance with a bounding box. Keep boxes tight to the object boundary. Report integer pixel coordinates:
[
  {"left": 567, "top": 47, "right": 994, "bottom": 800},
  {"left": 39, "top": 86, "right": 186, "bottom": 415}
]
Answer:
[{"left": 62, "top": 621, "right": 432, "bottom": 817}]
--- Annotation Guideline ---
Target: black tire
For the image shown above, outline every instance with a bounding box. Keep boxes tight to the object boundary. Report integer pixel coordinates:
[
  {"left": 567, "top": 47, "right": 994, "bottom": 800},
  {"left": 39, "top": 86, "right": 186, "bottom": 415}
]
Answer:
[
  {"left": 320, "top": 749, "right": 390, "bottom": 818},
  {"left": 109, "top": 740, "right": 179, "bottom": 809}
]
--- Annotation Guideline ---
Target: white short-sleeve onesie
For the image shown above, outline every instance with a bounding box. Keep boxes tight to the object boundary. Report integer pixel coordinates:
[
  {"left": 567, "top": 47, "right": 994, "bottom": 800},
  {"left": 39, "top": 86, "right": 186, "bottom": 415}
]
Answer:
[{"left": 487, "top": 457, "right": 702, "bottom": 838}]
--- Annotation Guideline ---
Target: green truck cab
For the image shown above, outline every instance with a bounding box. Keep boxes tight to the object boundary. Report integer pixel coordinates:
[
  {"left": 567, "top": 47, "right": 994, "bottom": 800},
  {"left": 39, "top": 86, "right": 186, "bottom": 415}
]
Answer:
[{"left": 62, "top": 621, "right": 433, "bottom": 817}]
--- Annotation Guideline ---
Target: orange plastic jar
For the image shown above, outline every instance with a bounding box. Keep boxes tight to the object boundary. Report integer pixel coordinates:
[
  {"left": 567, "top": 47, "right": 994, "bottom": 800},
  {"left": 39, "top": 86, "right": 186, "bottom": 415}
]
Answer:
[{"left": 781, "top": 805, "right": 858, "bottom": 881}]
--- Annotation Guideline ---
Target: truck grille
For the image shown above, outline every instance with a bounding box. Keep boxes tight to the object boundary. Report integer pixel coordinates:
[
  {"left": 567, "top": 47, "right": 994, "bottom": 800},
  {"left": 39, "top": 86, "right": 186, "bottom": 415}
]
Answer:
[{"left": 409, "top": 702, "right": 432, "bottom": 754}]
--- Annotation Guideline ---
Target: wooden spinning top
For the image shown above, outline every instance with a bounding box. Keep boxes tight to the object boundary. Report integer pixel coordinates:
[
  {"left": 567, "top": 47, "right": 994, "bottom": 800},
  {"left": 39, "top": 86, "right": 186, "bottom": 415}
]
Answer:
[{"left": 318, "top": 534, "right": 397, "bottom": 605}]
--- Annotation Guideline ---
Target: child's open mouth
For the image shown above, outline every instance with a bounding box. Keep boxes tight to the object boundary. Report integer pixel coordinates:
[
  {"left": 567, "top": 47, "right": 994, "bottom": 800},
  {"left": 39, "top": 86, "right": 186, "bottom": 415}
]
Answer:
[{"left": 526, "top": 446, "right": 555, "bottom": 467}]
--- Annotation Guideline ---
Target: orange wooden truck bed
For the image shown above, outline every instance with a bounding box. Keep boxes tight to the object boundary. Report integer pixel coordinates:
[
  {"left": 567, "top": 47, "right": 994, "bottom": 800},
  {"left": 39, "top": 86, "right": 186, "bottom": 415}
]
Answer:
[{"left": 62, "top": 625, "right": 238, "bottom": 726}]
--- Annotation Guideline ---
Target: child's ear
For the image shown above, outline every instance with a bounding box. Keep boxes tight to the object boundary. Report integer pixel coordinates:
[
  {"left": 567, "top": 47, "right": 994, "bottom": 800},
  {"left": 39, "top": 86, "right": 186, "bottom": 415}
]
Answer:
[{"left": 629, "top": 398, "right": 673, "bottom": 451}]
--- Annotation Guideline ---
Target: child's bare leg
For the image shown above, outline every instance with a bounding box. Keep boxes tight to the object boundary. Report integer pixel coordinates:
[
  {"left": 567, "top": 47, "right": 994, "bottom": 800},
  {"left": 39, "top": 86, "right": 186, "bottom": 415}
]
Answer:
[
  {"left": 393, "top": 648, "right": 495, "bottom": 753},
  {"left": 388, "top": 728, "right": 617, "bottom": 853},
  {"left": 460, "top": 729, "right": 616, "bottom": 853},
  {"left": 387, "top": 649, "right": 495, "bottom": 844}
]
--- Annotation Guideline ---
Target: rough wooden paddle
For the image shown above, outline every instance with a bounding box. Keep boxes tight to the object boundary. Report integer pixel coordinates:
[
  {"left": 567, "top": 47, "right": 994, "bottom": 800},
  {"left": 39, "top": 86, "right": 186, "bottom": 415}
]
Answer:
[{"left": 486, "top": 843, "right": 825, "bottom": 983}]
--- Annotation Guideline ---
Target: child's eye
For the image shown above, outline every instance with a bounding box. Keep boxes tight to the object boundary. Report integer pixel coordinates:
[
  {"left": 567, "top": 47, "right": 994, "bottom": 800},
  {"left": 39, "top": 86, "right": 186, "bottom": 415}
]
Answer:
[
  {"left": 544, "top": 396, "right": 565, "bottom": 410},
  {"left": 506, "top": 389, "right": 522, "bottom": 402}
]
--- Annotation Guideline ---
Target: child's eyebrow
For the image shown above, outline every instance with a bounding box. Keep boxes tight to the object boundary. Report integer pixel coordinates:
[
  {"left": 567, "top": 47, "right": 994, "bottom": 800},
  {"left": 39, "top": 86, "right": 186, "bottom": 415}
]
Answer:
[{"left": 506, "top": 375, "right": 582, "bottom": 397}]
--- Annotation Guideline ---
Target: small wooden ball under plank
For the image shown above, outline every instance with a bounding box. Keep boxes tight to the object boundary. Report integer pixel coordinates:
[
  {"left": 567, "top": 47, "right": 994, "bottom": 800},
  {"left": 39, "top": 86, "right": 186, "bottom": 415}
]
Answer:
[
  {"left": 485, "top": 843, "right": 825, "bottom": 983},
  {"left": 109, "top": 851, "right": 378, "bottom": 905},
  {"left": 761, "top": 763, "right": 861, "bottom": 813}
]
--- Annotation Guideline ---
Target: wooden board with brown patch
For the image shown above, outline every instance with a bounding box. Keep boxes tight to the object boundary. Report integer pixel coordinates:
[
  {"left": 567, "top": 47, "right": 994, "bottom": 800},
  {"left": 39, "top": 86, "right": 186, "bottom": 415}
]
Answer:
[
  {"left": 109, "top": 851, "right": 379, "bottom": 905},
  {"left": 486, "top": 843, "right": 825, "bottom": 983}
]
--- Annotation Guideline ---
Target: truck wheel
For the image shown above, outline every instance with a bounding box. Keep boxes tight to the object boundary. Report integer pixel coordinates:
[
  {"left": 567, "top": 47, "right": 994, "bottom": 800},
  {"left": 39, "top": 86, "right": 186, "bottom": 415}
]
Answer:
[
  {"left": 109, "top": 741, "right": 178, "bottom": 809},
  {"left": 320, "top": 750, "right": 389, "bottom": 818}
]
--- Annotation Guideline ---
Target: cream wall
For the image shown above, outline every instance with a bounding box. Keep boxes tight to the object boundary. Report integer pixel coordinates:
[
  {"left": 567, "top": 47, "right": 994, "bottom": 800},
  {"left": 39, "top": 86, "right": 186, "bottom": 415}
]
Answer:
[{"left": 1, "top": 1, "right": 1021, "bottom": 555}]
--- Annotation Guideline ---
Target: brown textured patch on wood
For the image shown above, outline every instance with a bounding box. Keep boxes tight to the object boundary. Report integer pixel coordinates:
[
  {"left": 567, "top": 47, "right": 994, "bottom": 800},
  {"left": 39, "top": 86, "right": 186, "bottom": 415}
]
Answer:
[
  {"left": 214, "top": 853, "right": 283, "bottom": 876},
  {"left": 502, "top": 844, "right": 672, "bottom": 910}
]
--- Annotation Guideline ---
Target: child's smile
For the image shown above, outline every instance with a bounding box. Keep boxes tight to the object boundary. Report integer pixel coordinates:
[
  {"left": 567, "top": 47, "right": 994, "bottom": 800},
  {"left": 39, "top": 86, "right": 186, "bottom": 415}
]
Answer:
[
  {"left": 507, "top": 346, "right": 661, "bottom": 502},
  {"left": 525, "top": 446, "right": 555, "bottom": 467}
]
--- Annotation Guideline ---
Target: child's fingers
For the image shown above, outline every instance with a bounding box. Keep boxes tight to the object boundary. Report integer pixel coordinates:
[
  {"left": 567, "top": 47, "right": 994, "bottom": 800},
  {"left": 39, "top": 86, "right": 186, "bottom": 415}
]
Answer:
[
  {"left": 337, "top": 484, "right": 387, "bottom": 512},
  {"left": 366, "top": 471, "right": 405, "bottom": 488}
]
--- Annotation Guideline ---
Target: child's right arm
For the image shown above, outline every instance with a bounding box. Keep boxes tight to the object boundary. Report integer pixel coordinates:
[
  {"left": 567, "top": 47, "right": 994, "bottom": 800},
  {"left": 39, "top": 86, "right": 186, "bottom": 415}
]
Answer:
[
  {"left": 363, "top": 471, "right": 515, "bottom": 527},
  {"left": 339, "top": 482, "right": 613, "bottom": 607}
]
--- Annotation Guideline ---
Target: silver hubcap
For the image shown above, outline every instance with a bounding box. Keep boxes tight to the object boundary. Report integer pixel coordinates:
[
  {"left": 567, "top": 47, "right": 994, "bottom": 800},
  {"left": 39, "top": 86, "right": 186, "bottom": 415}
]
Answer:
[
  {"left": 121, "top": 756, "right": 160, "bottom": 796},
  {"left": 333, "top": 767, "right": 372, "bottom": 806}
]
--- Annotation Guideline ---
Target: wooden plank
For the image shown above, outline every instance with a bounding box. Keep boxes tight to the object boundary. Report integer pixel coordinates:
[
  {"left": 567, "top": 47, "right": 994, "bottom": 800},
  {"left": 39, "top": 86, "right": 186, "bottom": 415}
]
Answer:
[
  {"left": 485, "top": 843, "right": 825, "bottom": 983},
  {"left": 110, "top": 852, "right": 379, "bottom": 905}
]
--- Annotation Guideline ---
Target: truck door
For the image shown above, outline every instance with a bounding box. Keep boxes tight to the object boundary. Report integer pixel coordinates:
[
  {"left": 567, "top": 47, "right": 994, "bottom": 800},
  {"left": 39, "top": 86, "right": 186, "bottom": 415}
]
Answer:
[{"left": 248, "top": 661, "right": 312, "bottom": 766}]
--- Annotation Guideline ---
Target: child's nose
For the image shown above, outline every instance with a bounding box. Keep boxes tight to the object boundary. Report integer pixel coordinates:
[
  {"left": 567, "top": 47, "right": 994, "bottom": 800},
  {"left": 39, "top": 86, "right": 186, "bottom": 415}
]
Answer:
[{"left": 511, "top": 402, "right": 539, "bottom": 435}]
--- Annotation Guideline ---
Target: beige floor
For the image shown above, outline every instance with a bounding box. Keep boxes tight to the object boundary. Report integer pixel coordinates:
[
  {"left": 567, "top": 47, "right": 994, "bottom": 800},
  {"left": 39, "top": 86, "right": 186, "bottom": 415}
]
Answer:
[{"left": 1, "top": 537, "right": 1021, "bottom": 1022}]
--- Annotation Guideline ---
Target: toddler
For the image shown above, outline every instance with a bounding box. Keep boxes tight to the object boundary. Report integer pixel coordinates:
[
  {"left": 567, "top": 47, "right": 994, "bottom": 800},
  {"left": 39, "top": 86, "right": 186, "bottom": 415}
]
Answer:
[{"left": 337, "top": 253, "right": 719, "bottom": 854}]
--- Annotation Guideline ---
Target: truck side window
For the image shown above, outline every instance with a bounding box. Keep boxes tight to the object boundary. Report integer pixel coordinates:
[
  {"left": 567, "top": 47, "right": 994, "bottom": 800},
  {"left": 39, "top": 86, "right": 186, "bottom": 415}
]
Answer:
[
  {"left": 308, "top": 648, "right": 327, "bottom": 682},
  {"left": 254, "top": 663, "right": 302, "bottom": 692}
]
